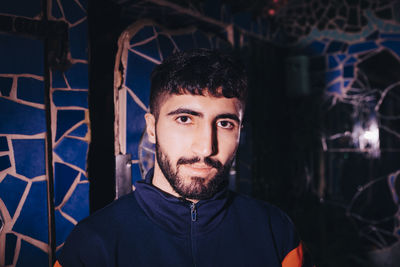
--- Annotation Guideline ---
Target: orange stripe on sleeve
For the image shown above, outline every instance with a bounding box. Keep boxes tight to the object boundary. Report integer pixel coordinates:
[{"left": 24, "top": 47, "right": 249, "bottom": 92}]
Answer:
[
  {"left": 54, "top": 260, "right": 62, "bottom": 267},
  {"left": 282, "top": 242, "right": 304, "bottom": 267}
]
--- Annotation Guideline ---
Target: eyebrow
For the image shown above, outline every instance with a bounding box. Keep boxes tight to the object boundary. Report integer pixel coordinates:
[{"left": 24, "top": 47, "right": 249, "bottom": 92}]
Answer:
[
  {"left": 215, "top": 113, "right": 240, "bottom": 123},
  {"left": 166, "top": 108, "right": 203, "bottom": 117},
  {"left": 166, "top": 108, "right": 240, "bottom": 123}
]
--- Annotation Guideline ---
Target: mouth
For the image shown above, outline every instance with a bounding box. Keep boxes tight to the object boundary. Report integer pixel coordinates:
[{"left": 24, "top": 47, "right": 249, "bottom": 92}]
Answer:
[{"left": 182, "top": 164, "right": 214, "bottom": 176}]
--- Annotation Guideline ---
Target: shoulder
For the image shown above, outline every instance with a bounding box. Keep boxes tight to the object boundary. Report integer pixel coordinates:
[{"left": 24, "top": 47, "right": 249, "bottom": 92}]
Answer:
[
  {"left": 76, "top": 192, "right": 140, "bottom": 231},
  {"left": 58, "top": 192, "right": 141, "bottom": 266},
  {"left": 229, "top": 192, "right": 301, "bottom": 259},
  {"left": 229, "top": 191, "right": 294, "bottom": 226}
]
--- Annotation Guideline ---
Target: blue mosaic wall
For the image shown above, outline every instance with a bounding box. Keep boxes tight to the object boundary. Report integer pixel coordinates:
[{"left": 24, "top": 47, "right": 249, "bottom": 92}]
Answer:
[
  {"left": 282, "top": 2, "right": 400, "bottom": 249},
  {"left": 1, "top": 0, "right": 399, "bottom": 265},
  {"left": 0, "top": 0, "right": 89, "bottom": 266}
]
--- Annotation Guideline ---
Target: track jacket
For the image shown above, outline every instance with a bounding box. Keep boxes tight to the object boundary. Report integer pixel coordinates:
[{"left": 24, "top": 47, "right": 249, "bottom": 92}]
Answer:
[{"left": 56, "top": 174, "right": 308, "bottom": 267}]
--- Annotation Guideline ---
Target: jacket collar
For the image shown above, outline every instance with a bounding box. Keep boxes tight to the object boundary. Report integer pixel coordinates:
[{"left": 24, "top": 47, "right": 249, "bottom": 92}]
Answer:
[{"left": 134, "top": 169, "right": 230, "bottom": 236}]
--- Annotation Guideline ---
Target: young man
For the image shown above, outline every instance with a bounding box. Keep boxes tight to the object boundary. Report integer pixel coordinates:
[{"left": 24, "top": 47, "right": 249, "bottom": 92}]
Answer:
[{"left": 56, "top": 49, "right": 308, "bottom": 267}]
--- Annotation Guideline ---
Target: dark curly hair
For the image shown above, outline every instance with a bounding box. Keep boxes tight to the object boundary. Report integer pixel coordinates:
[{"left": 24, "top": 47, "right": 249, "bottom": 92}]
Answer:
[{"left": 149, "top": 48, "right": 248, "bottom": 118}]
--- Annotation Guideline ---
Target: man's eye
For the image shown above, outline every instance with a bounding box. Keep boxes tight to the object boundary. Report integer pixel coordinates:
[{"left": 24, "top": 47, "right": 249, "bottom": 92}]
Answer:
[
  {"left": 217, "top": 120, "right": 234, "bottom": 129},
  {"left": 176, "top": 116, "right": 192, "bottom": 124}
]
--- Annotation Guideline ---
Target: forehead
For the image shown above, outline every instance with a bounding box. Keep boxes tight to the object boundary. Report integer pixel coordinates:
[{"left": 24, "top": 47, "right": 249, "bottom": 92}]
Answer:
[{"left": 159, "top": 93, "right": 243, "bottom": 119}]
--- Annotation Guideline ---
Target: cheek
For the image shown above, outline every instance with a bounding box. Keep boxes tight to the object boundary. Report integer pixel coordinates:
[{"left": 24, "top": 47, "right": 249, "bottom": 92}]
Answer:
[
  {"left": 217, "top": 132, "right": 239, "bottom": 160},
  {"left": 156, "top": 124, "right": 192, "bottom": 156}
]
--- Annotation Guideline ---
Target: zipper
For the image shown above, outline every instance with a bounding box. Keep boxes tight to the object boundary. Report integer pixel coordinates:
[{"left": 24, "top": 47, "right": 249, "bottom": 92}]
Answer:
[
  {"left": 189, "top": 202, "right": 197, "bottom": 266},
  {"left": 190, "top": 202, "right": 197, "bottom": 222}
]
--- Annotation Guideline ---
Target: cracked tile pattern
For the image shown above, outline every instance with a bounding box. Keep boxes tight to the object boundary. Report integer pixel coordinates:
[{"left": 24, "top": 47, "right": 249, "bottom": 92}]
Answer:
[
  {"left": 271, "top": 0, "right": 400, "bottom": 250},
  {"left": 0, "top": 0, "right": 89, "bottom": 266}
]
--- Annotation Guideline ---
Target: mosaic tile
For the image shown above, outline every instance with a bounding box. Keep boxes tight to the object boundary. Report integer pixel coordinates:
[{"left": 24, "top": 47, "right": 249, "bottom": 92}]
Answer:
[
  {"left": 70, "top": 19, "right": 88, "bottom": 60},
  {"left": 376, "top": 8, "right": 393, "bottom": 20},
  {"left": 80, "top": 0, "right": 88, "bottom": 9},
  {"left": 358, "top": 49, "right": 400, "bottom": 89},
  {"left": 5, "top": 233, "right": 17, "bottom": 265},
  {"left": 54, "top": 137, "right": 88, "bottom": 171},
  {"left": 17, "top": 77, "right": 44, "bottom": 104},
  {"left": 381, "top": 40, "right": 400, "bottom": 58},
  {"left": 125, "top": 52, "right": 154, "bottom": 106},
  {"left": 336, "top": 54, "right": 347, "bottom": 62},
  {"left": 16, "top": 239, "right": 48, "bottom": 267},
  {"left": 13, "top": 180, "right": 48, "bottom": 243},
  {"left": 360, "top": 15, "right": 368, "bottom": 27},
  {"left": 130, "top": 26, "right": 157, "bottom": 47},
  {"left": 80, "top": 173, "right": 87, "bottom": 181},
  {"left": 0, "top": 210, "right": 3, "bottom": 231},
  {"left": 55, "top": 210, "right": 75, "bottom": 246},
  {"left": 60, "top": 0, "right": 86, "bottom": 24},
  {"left": 327, "top": 81, "right": 342, "bottom": 94},
  {"left": 54, "top": 162, "right": 79, "bottom": 206},
  {"left": 0, "top": 98, "right": 45, "bottom": 135},
  {"left": 0, "top": 0, "right": 41, "bottom": 18},
  {"left": 0, "top": 174, "right": 27, "bottom": 218},
  {"left": 68, "top": 123, "right": 88, "bottom": 138},
  {"left": 62, "top": 182, "right": 89, "bottom": 222},
  {"left": 52, "top": 70, "right": 68, "bottom": 88},
  {"left": 343, "top": 65, "right": 354, "bottom": 78},
  {"left": 126, "top": 94, "right": 146, "bottom": 160},
  {"left": 131, "top": 39, "right": 161, "bottom": 63},
  {"left": 317, "top": 19, "right": 329, "bottom": 31},
  {"left": 0, "top": 155, "right": 11, "bottom": 172},
  {"left": 325, "top": 70, "right": 341, "bottom": 84},
  {"left": 348, "top": 41, "right": 378, "bottom": 54},
  {"left": 55, "top": 110, "right": 86, "bottom": 141},
  {"left": 326, "top": 40, "right": 347, "bottom": 53},
  {"left": 366, "top": 30, "right": 380, "bottom": 40},
  {"left": 12, "top": 139, "right": 45, "bottom": 178},
  {"left": 381, "top": 33, "right": 400, "bottom": 39},
  {"left": 51, "top": 0, "right": 63, "bottom": 19},
  {"left": 345, "top": 57, "right": 357, "bottom": 65},
  {"left": 53, "top": 90, "right": 88, "bottom": 108},
  {"left": 172, "top": 34, "right": 200, "bottom": 52},
  {"left": 328, "top": 56, "right": 339, "bottom": 69},
  {"left": 0, "top": 34, "right": 43, "bottom": 76},
  {"left": 157, "top": 34, "right": 178, "bottom": 60},
  {"left": 0, "top": 136, "right": 8, "bottom": 151},
  {"left": 0, "top": 76, "right": 13, "bottom": 96},
  {"left": 64, "top": 63, "right": 89, "bottom": 89},
  {"left": 304, "top": 40, "right": 326, "bottom": 54},
  {"left": 348, "top": 8, "right": 359, "bottom": 26}
]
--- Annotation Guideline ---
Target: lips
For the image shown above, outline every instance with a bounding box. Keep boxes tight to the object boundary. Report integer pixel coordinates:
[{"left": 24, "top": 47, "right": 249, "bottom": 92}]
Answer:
[{"left": 182, "top": 164, "right": 214, "bottom": 176}]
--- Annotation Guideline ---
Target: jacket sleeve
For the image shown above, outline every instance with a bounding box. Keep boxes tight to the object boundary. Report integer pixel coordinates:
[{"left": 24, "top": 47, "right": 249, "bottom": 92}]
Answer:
[
  {"left": 57, "top": 222, "right": 110, "bottom": 267},
  {"left": 268, "top": 206, "right": 314, "bottom": 267}
]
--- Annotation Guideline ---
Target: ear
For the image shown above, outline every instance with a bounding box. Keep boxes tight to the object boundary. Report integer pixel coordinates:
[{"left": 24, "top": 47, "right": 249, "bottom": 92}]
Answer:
[{"left": 144, "top": 113, "right": 156, "bottom": 144}]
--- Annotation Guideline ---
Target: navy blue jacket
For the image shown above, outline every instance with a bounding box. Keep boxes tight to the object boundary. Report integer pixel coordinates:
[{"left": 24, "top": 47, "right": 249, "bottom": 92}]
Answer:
[{"left": 58, "top": 176, "right": 305, "bottom": 267}]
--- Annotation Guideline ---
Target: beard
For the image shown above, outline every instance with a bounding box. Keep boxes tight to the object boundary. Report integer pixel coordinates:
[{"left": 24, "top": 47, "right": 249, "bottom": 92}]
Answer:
[{"left": 155, "top": 142, "right": 233, "bottom": 200}]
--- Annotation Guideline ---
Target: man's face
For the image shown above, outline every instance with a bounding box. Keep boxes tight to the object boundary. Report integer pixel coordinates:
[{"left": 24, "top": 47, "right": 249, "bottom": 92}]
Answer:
[{"left": 145, "top": 93, "right": 243, "bottom": 201}]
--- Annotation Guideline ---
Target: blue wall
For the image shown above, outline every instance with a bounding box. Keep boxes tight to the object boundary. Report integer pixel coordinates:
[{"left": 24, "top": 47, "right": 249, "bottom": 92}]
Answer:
[{"left": 0, "top": 0, "right": 89, "bottom": 266}]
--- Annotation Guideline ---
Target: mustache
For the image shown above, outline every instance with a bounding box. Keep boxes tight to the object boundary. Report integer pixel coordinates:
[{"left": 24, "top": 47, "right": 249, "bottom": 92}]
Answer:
[{"left": 177, "top": 156, "right": 223, "bottom": 170}]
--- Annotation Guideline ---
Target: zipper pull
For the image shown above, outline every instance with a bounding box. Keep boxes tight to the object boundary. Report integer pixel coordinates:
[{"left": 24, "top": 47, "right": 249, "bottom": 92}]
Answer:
[{"left": 190, "top": 202, "right": 197, "bottom": 222}]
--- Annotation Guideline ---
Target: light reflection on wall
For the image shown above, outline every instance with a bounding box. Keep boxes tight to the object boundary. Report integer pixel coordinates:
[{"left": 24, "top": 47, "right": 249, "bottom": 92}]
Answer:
[{"left": 352, "top": 116, "right": 380, "bottom": 158}]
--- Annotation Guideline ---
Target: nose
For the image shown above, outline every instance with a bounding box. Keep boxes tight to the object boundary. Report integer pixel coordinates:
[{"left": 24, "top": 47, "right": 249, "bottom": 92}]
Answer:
[{"left": 191, "top": 123, "right": 217, "bottom": 157}]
